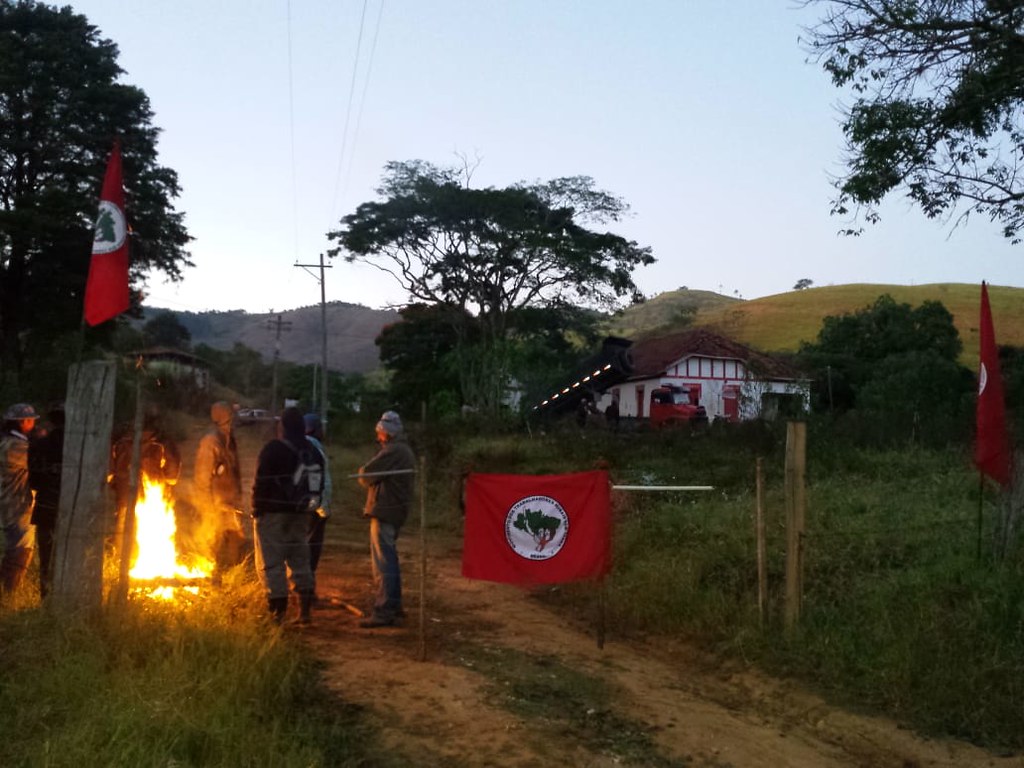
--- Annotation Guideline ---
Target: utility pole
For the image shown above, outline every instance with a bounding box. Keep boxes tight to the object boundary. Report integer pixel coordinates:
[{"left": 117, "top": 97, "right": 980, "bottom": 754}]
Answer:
[
  {"left": 294, "top": 253, "right": 332, "bottom": 438},
  {"left": 267, "top": 312, "right": 292, "bottom": 414}
]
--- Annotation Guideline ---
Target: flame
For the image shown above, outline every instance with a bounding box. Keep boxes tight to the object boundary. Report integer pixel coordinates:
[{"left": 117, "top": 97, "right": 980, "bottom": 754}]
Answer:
[{"left": 129, "top": 476, "right": 213, "bottom": 599}]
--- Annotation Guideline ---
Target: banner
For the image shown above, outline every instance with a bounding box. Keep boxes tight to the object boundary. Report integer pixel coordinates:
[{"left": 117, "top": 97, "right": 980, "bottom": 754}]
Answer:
[
  {"left": 975, "top": 281, "right": 1012, "bottom": 486},
  {"left": 462, "top": 470, "right": 610, "bottom": 584},
  {"left": 83, "top": 141, "right": 130, "bottom": 326}
]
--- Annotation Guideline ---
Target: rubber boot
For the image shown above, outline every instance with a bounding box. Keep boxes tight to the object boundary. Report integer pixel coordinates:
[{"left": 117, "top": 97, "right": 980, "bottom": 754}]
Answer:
[
  {"left": 268, "top": 596, "right": 288, "bottom": 625},
  {"left": 297, "top": 591, "right": 314, "bottom": 625}
]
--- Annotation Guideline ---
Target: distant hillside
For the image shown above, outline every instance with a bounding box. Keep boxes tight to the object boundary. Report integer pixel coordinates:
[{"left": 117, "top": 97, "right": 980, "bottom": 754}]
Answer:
[
  {"left": 141, "top": 303, "right": 399, "bottom": 374},
  {"left": 614, "top": 283, "right": 1024, "bottom": 364},
  {"left": 606, "top": 288, "right": 739, "bottom": 338}
]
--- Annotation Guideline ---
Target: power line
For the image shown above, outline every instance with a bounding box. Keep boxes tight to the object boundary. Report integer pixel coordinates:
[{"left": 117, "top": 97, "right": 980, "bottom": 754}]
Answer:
[
  {"left": 286, "top": 0, "right": 299, "bottom": 262},
  {"left": 339, "top": 0, "right": 385, "bottom": 206},
  {"left": 330, "top": 0, "right": 371, "bottom": 221}
]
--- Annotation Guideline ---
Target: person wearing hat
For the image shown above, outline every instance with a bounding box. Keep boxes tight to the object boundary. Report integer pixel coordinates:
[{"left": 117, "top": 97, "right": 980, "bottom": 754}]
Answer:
[
  {"left": 356, "top": 410, "right": 416, "bottom": 628},
  {"left": 0, "top": 403, "right": 39, "bottom": 595},
  {"left": 194, "top": 401, "right": 245, "bottom": 579}
]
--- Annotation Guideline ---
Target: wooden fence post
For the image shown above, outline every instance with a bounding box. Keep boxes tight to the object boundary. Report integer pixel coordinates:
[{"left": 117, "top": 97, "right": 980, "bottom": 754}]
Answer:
[
  {"left": 756, "top": 457, "right": 767, "bottom": 627},
  {"left": 417, "top": 454, "right": 427, "bottom": 662},
  {"left": 784, "top": 421, "right": 806, "bottom": 634},
  {"left": 51, "top": 360, "right": 117, "bottom": 616}
]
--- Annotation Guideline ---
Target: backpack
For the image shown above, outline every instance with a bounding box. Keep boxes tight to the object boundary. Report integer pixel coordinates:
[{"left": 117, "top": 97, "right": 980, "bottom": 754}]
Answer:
[{"left": 281, "top": 439, "right": 324, "bottom": 514}]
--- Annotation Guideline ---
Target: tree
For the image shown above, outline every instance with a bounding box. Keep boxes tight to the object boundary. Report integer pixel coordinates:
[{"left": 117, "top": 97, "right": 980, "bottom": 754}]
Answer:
[
  {"left": 0, "top": 1, "right": 191, "bottom": 383},
  {"left": 803, "top": 1, "right": 1024, "bottom": 241},
  {"left": 328, "top": 160, "right": 653, "bottom": 412},
  {"left": 793, "top": 278, "right": 814, "bottom": 290},
  {"left": 798, "top": 294, "right": 966, "bottom": 413},
  {"left": 142, "top": 311, "right": 191, "bottom": 350}
]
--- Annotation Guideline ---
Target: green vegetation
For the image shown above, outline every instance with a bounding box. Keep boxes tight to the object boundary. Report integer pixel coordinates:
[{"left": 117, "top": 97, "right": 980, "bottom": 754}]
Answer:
[
  {"left": 453, "top": 644, "right": 705, "bottom": 767},
  {"left": 417, "top": 419, "right": 1024, "bottom": 751},
  {"left": 0, "top": 576, "right": 387, "bottom": 768}
]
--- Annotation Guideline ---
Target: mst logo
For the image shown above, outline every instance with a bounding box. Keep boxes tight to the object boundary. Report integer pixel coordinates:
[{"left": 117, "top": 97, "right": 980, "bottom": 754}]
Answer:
[
  {"left": 505, "top": 495, "right": 569, "bottom": 561},
  {"left": 93, "top": 200, "right": 127, "bottom": 254}
]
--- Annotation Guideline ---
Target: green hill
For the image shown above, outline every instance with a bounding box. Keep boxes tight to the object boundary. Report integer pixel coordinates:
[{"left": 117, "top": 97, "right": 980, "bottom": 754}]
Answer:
[{"left": 611, "top": 283, "right": 1024, "bottom": 364}]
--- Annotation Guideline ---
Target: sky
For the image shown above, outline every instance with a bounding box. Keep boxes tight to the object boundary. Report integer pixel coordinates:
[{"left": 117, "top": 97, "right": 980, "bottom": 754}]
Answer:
[{"left": 65, "top": 0, "right": 1023, "bottom": 315}]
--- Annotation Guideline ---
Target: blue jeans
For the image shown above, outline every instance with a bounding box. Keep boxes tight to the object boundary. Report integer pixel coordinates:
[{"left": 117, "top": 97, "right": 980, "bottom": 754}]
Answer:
[{"left": 369, "top": 518, "right": 401, "bottom": 620}]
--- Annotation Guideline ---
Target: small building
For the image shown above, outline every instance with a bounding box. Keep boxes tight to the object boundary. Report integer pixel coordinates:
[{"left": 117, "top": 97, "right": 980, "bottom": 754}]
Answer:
[
  {"left": 597, "top": 329, "right": 808, "bottom": 422},
  {"left": 127, "top": 347, "right": 210, "bottom": 390}
]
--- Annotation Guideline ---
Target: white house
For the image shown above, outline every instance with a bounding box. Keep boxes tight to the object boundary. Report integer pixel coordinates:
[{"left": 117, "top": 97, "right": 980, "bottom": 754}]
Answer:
[{"left": 594, "top": 329, "right": 808, "bottom": 422}]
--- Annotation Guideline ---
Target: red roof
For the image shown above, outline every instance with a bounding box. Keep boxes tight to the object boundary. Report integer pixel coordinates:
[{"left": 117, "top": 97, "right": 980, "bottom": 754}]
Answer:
[{"left": 627, "top": 328, "right": 802, "bottom": 380}]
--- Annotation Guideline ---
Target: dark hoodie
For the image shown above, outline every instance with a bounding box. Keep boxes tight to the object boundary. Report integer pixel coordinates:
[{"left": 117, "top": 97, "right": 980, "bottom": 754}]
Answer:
[{"left": 251, "top": 407, "right": 324, "bottom": 516}]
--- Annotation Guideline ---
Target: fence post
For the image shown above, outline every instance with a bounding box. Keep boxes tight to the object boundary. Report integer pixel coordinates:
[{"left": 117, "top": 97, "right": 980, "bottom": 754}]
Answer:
[
  {"left": 784, "top": 421, "right": 806, "bottom": 634},
  {"left": 756, "top": 457, "right": 767, "bottom": 627},
  {"left": 51, "top": 360, "right": 117, "bottom": 616},
  {"left": 417, "top": 454, "right": 427, "bottom": 662}
]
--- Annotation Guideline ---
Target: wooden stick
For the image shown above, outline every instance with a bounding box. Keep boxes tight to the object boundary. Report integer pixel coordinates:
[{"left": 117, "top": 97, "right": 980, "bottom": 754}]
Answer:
[
  {"left": 417, "top": 454, "right": 427, "bottom": 662},
  {"left": 756, "top": 457, "right": 767, "bottom": 628},
  {"left": 611, "top": 484, "right": 713, "bottom": 491}
]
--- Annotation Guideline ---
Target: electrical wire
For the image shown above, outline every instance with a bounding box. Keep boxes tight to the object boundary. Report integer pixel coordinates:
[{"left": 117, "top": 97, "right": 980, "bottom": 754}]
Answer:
[
  {"left": 330, "top": 0, "right": 371, "bottom": 221},
  {"left": 339, "top": 0, "right": 385, "bottom": 209}
]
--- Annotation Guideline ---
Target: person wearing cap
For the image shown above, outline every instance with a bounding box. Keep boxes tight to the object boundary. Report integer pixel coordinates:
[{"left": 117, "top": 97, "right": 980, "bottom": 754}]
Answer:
[
  {"left": 0, "top": 403, "right": 39, "bottom": 595},
  {"left": 251, "top": 407, "right": 322, "bottom": 625},
  {"left": 194, "top": 401, "right": 245, "bottom": 579},
  {"left": 303, "top": 413, "right": 333, "bottom": 583},
  {"left": 356, "top": 409, "right": 416, "bottom": 628},
  {"left": 28, "top": 403, "right": 65, "bottom": 599}
]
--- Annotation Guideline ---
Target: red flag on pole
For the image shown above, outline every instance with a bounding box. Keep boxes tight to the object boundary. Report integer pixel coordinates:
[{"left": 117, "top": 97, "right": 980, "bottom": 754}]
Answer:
[
  {"left": 974, "top": 281, "right": 1012, "bottom": 486},
  {"left": 83, "top": 141, "right": 130, "bottom": 326},
  {"left": 462, "top": 470, "right": 611, "bottom": 584}
]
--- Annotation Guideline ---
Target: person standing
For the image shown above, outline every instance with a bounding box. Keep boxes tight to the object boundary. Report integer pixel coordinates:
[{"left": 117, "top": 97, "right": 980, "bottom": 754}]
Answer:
[
  {"left": 194, "top": 401, "right": 245, "bottom": 578},
  {"left": 251, "top": 407, "right": 322, "bottom": 625},
  {"left": 303, "top": 413, "right": 332, "bottom": 583},
  {"left": 357, "top": 410, "right": 415, "bottom": 628},
  {"left": 29, "top": 404, "right": 64, "bottom": 599},
  {"left": 0, "top": 403, "right": 39, "bottom": 595}
]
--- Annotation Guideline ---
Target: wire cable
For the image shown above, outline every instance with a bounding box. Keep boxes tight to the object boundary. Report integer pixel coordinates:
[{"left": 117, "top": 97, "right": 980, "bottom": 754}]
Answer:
[{"left": 330, "top": 0, "right": 370, "bottom": 222}]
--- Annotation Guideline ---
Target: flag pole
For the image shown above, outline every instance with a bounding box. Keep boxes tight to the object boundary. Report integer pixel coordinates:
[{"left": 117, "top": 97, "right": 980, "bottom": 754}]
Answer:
[{"left": 977, "top": 473, "right": 985, "bottom": 562}]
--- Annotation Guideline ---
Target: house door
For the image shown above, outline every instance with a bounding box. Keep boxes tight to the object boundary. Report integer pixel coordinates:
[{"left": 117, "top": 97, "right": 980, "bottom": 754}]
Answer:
[
  {"left": 635, "top": 386, "right": 645, "bottom": 418},
  {"left": 723, "top": 385, "right": 740, "bottom": 421}
]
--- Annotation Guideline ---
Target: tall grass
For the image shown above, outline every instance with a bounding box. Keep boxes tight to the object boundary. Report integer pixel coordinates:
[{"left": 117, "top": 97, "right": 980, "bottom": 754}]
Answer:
[
  {"left": 0, "top": 575, "right": 384, "bottom": 768},
  {"left": 422, "top": 419, "right": 1024, "bottom": 751}
]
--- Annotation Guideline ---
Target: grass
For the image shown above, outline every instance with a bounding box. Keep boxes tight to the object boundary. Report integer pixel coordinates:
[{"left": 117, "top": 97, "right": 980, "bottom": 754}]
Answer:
[
  {"left": 420, "top": 419, "right": 1024, "bottom": 752},
  {"left": 608, "top": 282, "right": 1024, "bottom": 362},
  {"left": 0, "top": 574, "right": 389, "bottom": 768},
  {"left": 450, "top": 643, "right": 724, "bottom": 767}
]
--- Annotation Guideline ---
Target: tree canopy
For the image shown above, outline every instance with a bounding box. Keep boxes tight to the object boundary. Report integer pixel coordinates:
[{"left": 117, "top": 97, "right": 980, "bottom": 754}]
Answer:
[
  {"left": 329, "top": 160, "right": 652, "bottom": 412},
  {"left": 803, "top": 0, "right": 1024, "bottom": 240},
  {"left": 0, "top": 1, "right": 191, "bottom": 384}
]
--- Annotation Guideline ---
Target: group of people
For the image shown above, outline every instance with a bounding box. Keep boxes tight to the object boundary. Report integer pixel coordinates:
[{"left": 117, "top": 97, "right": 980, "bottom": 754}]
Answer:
[
  {"left": 0, "top": 398, "right": 416, "bottom": 630},
  {"left": 250, "top": 406, "right": 415, "bottom": 628}
]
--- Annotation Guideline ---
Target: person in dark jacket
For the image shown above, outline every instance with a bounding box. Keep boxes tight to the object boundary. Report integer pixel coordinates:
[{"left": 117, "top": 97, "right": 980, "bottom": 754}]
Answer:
[
  {"left": 28, "top": 404, "right": 64, "bottom": 599},
  {"left": 251, "top": 407, "right": 323, "bottom": 625},
  {"left": 303, "top": 413, "right": 332, "bottom": 584},
  {"left": 357, "top": 410, "right": 416, "bottom": 628}
]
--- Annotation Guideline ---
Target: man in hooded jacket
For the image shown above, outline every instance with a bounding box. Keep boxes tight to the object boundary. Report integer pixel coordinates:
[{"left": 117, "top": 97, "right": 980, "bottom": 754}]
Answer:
[{"left": 251, "top": 407, "right": 323, "bottom": 624}]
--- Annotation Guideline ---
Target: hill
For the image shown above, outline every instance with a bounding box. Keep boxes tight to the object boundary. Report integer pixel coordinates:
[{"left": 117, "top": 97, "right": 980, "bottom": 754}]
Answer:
[
  {"left": 605, "top": 288, "right": 739, "bottom": 338},
  {"left": 612, "top": 283, "right": 1024, "bottom": 363},
  {"left": 141, "top": 303, "right": 399, "bottom": 374}
]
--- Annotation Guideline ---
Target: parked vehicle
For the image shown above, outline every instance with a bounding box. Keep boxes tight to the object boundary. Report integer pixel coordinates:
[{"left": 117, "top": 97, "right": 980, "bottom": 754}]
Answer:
[
  {"left": 649, "top": 385, "right": 708, "bottom": 429},
  {"left": 236, "top": 408, "right": 274, "bottom": 425}
]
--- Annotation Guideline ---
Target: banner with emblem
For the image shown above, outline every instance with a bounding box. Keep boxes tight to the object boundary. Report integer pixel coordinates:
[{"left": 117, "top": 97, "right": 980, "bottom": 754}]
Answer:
[
  {"left": 462, "top": 469, "right": 611, "bottom": 584},
  {"left": 83, "top": 141, "right": 130, "bottom": 326},
  {"left": 975, "top": 281, "right": 1012, "bottom": 485}
]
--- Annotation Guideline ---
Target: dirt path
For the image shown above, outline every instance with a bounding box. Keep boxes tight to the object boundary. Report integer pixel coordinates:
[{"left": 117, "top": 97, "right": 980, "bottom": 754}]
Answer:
[{"left": 296, "top": 527, "right": 1021, "bottom": 768}]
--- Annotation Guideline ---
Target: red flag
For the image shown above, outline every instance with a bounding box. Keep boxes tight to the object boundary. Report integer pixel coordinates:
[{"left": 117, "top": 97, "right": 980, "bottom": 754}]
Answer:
[
  {"left": 462, "top": 470, "right": 611, "bottom": 584},
  {"left": 975, "top": 281, "right": 1012, "bottom": 485},
  {"left": 83, "top": 142, "right": 130, "bottom": 326}
]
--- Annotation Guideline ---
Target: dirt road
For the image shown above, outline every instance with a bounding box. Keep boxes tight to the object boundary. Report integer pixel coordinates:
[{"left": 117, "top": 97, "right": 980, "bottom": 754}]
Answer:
[{"left": 296, "top": 524, "right": 1020, "bottom": 768}]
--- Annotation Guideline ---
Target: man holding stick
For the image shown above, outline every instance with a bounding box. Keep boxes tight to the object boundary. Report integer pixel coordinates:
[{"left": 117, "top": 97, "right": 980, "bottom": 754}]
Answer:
[{"left": 357, "top": 410, "right": 415, "bottom": 628}]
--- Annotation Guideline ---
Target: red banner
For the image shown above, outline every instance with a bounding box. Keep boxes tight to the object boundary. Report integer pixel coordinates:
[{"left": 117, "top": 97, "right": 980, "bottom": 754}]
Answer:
[
  {"left": 83, "top": 141, "right": 130, "bottom": 326},
  {"left": 462, "top": 470, "right": 611, "bottom": 584},
  {"left": 975, "top": 281, "right": 1012, "bottom": 486}
]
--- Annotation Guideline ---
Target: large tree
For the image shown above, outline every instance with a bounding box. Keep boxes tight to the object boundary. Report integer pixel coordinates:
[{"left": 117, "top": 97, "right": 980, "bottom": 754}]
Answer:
[
  {"left": 803, "top": 0, "right": 1024, "bottom": 240},
  {"left": 0, "top": 1, "right": 191, "bottom": 383},
  {"left": 328, "top": 160, "right": 653, "bottom": 411}
]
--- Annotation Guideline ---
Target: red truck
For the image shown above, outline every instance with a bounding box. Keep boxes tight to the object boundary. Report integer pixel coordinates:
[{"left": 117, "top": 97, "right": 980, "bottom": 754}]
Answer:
[{"left": 649, "top": 385, "right": 708, "bottom": 429}]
